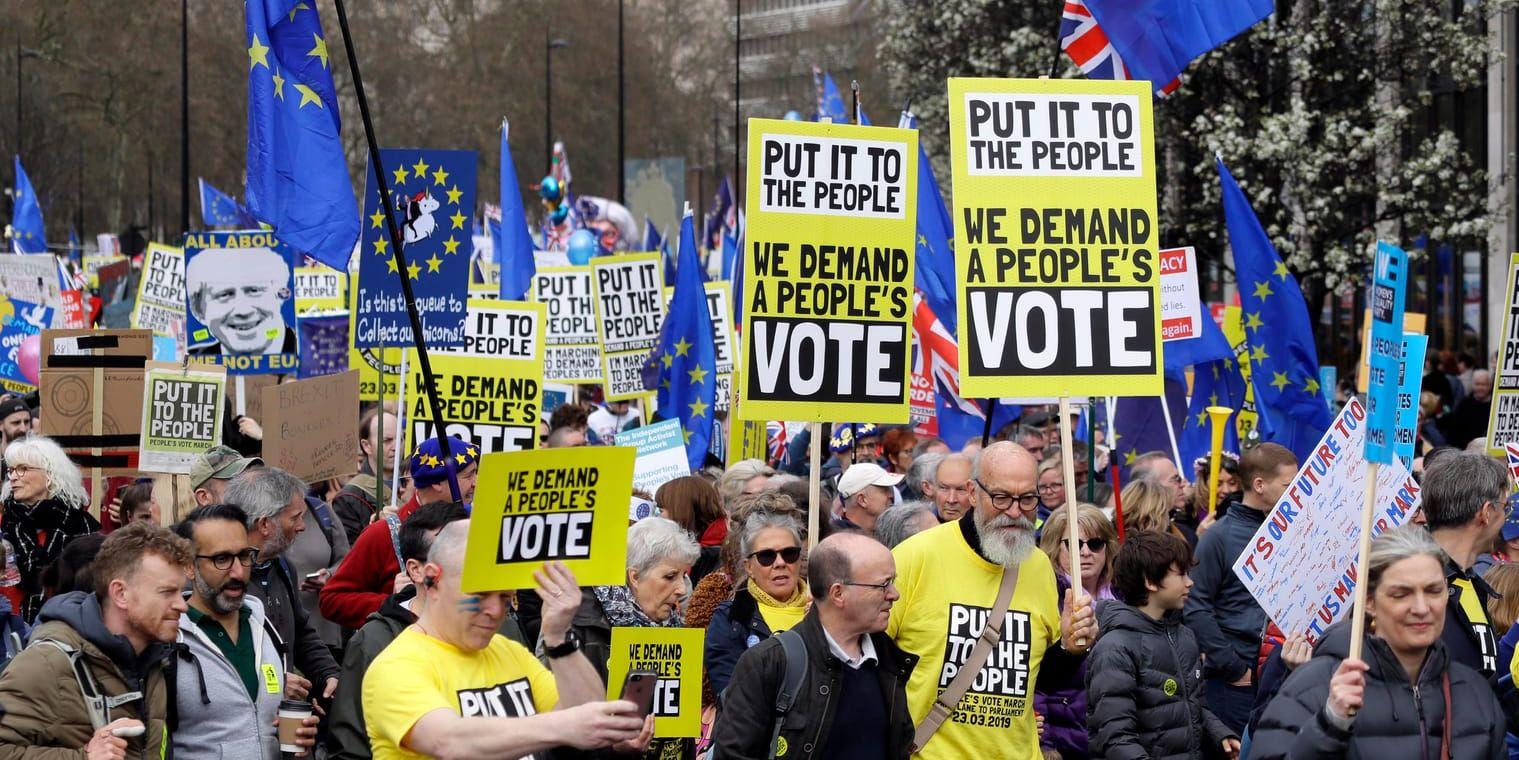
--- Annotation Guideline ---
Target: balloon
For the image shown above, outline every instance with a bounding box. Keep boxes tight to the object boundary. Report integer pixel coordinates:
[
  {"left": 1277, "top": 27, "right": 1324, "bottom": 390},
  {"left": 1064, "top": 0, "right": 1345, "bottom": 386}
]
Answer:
[
  {"left": 539, "top": 177, "right": 562, "bottom": 203},
  {"left": 566, "top": 229, "right": 599, "bottom": 266},
  {"left": 17, "top": 334, "right": 40, "bottom": 386},
  {"left": 550, "top": 205, "right": 570, "bottom": 225},
  {"left": 783, "top": 110, "right": 803, "bottom": 121}
]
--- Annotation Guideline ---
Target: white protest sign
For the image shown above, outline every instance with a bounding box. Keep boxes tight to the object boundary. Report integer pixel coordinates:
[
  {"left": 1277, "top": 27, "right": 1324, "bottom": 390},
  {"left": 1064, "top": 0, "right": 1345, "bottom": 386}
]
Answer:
[
  {"left": 0, "top": 255, "right": 64, "bottom": 322},
  {"left": 592, "top": 254, "right": 664, "bottom": 400},
  {"left": 1158, "top": 246, "right": 1202, "bottom": 342},
  {"left": 1232, "top": 396, "right": 1422, "bottom": 644},
  {"left": 1489, "top": 253, "right": 1519, "bottom": 456},
  {"left": 665, "top": 282, "right": 737, "bottom": 411},
  {"left": 138, "top": 363, "right": 226, "bottom": 474},
  {"left": 532, "top": 267, "right": 604, "bottom": 383},
  {"left": 131, "top": 244, "right": 187, "bottom": 337},
  {"left": 616, "top": 418, "right": 691, "bottom": 495},
  {"left": 294, "top": 266, "right": 347, "bottom": 314}
]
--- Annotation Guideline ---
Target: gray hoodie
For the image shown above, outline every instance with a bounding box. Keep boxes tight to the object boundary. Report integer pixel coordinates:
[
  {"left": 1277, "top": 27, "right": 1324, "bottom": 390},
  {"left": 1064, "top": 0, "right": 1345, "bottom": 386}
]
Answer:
[{"left": 172, "top": 594, "right": 285, "bottom": 760}]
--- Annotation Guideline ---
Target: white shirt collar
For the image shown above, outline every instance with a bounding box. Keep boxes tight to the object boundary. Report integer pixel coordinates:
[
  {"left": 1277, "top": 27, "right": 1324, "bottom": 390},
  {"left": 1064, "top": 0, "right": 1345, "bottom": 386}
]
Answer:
[{"left": 821, "top": 625, "right": 878, "bottom": 669}]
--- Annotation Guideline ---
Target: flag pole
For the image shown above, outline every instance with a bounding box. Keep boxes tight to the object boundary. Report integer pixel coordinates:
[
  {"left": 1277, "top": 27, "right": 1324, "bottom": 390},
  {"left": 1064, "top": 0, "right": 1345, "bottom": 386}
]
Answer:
[
  {"left": 980, "top": 398, "right": 999, "bottom": 448},
  {"left": 331, "top": 0, "right": 461, "bottom": 504}
]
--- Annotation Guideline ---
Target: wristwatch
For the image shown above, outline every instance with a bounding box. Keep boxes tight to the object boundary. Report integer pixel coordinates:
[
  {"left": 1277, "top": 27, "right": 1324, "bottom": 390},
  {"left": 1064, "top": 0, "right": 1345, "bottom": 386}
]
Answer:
[{"left": 544, "top": 630, "right": 582, "bottom": 659}]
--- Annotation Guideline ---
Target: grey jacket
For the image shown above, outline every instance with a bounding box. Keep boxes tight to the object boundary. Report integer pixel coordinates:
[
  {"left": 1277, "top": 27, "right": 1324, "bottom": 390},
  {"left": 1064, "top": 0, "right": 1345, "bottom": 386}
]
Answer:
[
  {"left": 1251, "top": 621, "right": 1505, "bottom": 760},
  {"left": 1085, "top": 602, "right": 1234, "bottom": 760},
  {"left": 172, "top": 595, "right": 285, "bottom": 760}
]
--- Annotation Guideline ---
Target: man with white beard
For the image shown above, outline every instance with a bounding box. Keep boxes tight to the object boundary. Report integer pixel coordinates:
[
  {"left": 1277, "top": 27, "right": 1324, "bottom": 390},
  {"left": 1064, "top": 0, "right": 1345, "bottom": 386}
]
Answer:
[{"left": 887, "top": 442, "right": 1097, "bottom": 759}]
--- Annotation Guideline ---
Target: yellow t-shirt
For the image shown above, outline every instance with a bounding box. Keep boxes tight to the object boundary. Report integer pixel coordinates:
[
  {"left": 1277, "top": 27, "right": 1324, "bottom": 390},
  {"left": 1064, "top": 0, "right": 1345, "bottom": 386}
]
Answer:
[
  {"left": 888, "top": 520, "right": 1060, "bottom": 760},
  {"left": 363, "top": 627, "right": 560, "bottom": 760}
]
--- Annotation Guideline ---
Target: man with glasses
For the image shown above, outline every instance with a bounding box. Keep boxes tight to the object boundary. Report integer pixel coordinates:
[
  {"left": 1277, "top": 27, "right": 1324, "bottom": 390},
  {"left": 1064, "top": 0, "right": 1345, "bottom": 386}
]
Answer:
[
  {"left": 1130, "top": 451, "right": 1188, "bottom": 511},
  {"left": 712, "top": 533, "right": 920, "bottom": 759},
  {"left": 886, "top": 441, "right": 1096, "bottom": 759},
  {"left": 931, "top": 454, "right": 975, "bottom": 522},
  {"left": 171, "top": 504, "right": 318, "bottom": 758}
]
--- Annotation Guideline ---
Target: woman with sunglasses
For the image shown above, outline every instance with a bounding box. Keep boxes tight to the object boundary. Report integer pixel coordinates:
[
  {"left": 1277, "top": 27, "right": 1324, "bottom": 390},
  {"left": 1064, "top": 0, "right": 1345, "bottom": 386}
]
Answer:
[
  {"left": 1033, "top": 504, "right": 1118, "bottom": 759},
  {"left": 704, "top": 511, "right": 808, "bottom": 700}
]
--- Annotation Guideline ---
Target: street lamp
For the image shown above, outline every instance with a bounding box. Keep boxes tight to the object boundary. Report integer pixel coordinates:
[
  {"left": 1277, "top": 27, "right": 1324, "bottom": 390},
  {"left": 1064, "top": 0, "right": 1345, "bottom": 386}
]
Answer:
[{"left": 545, "top": 35, "right": 570, "bottom": 173}]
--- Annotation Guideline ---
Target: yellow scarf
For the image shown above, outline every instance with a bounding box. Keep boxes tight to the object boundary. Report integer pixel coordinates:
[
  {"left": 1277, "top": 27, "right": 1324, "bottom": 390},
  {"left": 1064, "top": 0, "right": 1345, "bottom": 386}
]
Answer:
[{"left": 748, "top": 578, "right": 809, "bottom": 633}]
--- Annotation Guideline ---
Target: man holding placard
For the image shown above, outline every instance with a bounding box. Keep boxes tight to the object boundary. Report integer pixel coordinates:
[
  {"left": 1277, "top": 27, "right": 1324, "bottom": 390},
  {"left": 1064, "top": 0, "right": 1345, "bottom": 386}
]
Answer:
[{"left": 362, "top": 522, "right": 653, "bottom": 758}]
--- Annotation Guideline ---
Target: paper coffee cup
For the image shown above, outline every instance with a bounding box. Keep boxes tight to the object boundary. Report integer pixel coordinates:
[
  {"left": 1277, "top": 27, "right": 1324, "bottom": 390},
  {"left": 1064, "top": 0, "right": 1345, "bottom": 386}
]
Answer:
[{"left": 278, "top": 699, "right": 313, "bottom": 754}]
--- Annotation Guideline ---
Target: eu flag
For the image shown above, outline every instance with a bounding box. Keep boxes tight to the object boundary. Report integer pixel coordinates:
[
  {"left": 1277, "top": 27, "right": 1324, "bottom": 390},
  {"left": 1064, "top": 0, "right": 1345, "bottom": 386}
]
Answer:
[
  {"left": 495, "top": 119, "right": 537, "bottom": 301},
  {"left": 244, "top": 0, "right": 359, "bottom": 272},
  {"left": 199, "top": 177, "right": 258, "bottom": 229},
  {"left": 898, "top": 111, "right": 957, "bottom": 334},
  {"left": 10, "top": 157, "right": 46, "bottom": 254},
  {"left": 1219, "top": 156, "right": 1331, "bottom": 462},
  {"left": 812, "top": 66, "right": 847, "bottom": 123},
  {"left": 1112, "top": 379, "right": 1188, "bottom": 480},
  {"left": 1084, "top": 0, "right": 1273, "bottom": 91},
  {"left": 704, "top": 177, "right": 733, "bottom": 252},
  {"left": 650, "top": 211, "right": 717, "bottom": 470},
  {"left": 1176, "top": 312, "right": 1246, "bottom": 471}
]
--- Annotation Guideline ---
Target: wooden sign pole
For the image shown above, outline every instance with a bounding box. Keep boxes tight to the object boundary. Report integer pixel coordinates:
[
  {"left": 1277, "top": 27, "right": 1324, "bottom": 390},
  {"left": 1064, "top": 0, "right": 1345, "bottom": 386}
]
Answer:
[
  {"left": 1347, "top": 462, "right": 1380, "bottom": 661},
  {"left": 807, "top": 421, "right": 822, "bottom": 550},
  {"left": 1058, "top": 396, "right": 1087, "bottom": 648}
]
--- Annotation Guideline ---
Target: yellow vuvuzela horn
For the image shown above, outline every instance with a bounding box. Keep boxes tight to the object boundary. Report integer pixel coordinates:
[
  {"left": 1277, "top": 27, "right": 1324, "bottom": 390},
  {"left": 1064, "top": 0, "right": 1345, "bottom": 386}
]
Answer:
[{"left": 1206, "top": 406, "right": 1233, "bottom": 513}]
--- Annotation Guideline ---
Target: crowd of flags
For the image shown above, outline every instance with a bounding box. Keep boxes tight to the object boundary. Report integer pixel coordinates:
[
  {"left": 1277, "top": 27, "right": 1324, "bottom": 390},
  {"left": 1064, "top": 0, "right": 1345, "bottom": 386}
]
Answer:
[{"left": 7, "top": 0, "right": 1311, "bottom": 472}]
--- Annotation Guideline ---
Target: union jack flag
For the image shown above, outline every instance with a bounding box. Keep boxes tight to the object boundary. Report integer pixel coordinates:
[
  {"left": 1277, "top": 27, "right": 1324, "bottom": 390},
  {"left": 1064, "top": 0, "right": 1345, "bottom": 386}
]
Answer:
[
  {"left": 1060, "top": 0, "right": 1181, "bottom": 96},
  {"left": 913, "top": 295, "right": 981, "bottom": 420}
]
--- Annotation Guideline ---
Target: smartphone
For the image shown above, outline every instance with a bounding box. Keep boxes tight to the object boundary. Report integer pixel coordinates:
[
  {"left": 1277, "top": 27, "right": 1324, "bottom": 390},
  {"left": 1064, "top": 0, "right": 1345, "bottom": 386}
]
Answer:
[
  {"left": 619, "top": 670, "right": 659, "bottom": 720},
  {"left": 304, "top": 571, "right": 322, "bottom": 580}
]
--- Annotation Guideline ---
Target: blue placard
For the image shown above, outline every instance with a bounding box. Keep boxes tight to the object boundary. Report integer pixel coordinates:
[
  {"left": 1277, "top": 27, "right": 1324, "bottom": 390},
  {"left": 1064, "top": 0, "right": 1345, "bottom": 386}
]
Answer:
[
  {"left": 298, "top": 314, "right": 351, "bottom": 379},
  {"left": 0, "top": 298, "right": 53, "bottom": 392},
  {"left": 1394, "top": 333, "right": 1428, "bottom": 472},
  {"left": 353, "top": 148, "right": 476, "bottom": 349},
  {"left": 183, "top": 230, "right": 300, "bottom": 375},
  {"left": 1319, "top": 365, "right": 1337, "bottom": 409},
  {"left": 1365, "top": 241, "right": 1408, "bottom": 464}
]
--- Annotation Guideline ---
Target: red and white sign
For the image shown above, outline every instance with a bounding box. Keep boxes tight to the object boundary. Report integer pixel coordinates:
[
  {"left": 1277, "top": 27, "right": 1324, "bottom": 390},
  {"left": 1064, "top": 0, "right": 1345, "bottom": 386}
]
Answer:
[{"left": 1158, "top": 246, "right": 1202, "bottom": 342}]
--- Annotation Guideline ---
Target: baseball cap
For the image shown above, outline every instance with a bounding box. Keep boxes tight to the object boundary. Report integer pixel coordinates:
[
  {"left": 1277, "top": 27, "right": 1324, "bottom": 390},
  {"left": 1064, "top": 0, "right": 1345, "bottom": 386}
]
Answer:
[
  {"left": 190, "top": 445, "right": 262, "bottom": 489},
  {"left": 837, "top": 462, "right": 904, "bottom": 499},
  {"left": 0, "top": 395, "right": 29, "bottom": 421},
  {"left": 1503, "top": 494, "right": 1519, "bottom": 541}
]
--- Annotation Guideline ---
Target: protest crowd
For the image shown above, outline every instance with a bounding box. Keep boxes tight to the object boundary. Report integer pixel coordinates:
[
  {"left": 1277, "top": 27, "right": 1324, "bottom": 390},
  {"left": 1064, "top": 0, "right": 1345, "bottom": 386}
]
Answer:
[{"left": 8, "top": 0, "right": 1519, "bottom": 759}]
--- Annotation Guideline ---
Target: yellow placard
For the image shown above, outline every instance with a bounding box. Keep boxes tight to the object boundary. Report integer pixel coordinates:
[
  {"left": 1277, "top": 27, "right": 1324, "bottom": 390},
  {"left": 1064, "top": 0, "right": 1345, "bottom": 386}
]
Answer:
[
  {"left": 948, "top": 78, "right": 1162, "bottom": 398},
  {"left": 725, "top": 370, "right": 768, "bottom": 464},
  {"left": 1488, "top": 253, "right": 1519, "bottom": 456},
  {"left": 132, "top": 244, "right": 187, "bottom": 341},
  {"left": 739, "top": 118, "right": 918, "bottom": 423},
  {"left": 463, "top": 446, "right": 634, "bottom": 591},
  {"left": 531, "top": 266, "right": 604, "bottom": 384},
  {"left": 1222, "top": 306, "right": 1259, "bottom": 442},
  {"left": 591, "top": 253, "right": 664, "bottom": 402},
  {"left": 605, "top": 627, "right": 705, "bottom": 738},
  {"left": 346, "top": 277, "right": 403, "bottom": 401},
  {"left": 1355, "top": 311, "right": 1427, "bottom": 393},
  {"left": 405, "top": 299, "right": 546, "bottom": 456},
  {"left": 84, "top": 253, "right": 127, "bottom": 289},
  {"left": 294, "top": 266, "right": 347, "bottom": 314}
]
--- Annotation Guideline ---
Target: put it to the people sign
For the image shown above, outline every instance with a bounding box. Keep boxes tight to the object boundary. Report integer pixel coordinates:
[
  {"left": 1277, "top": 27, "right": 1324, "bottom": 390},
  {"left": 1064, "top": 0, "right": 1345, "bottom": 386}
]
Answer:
[
  {"left": 739, "top": 118, "right": 918, "bottom": 422},
  {"left": 948, "top": 78, "right": 1163, "bottom": 398}
]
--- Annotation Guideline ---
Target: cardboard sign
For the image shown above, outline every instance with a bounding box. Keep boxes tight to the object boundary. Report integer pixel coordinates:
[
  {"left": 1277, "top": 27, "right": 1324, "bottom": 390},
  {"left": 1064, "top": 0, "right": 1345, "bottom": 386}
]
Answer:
[
  {"left": 0, "top": 254, "right": 64, "bottom": 321},
  {"left": 463, "top": 446, "right": 635, "bottom": 591},
  {"left": 1394, "top": 333, "right": 1428, "bottom": 472},
  {"left": 1158, "top": 246, "right": 1202, "bottom": 342},
  {"left": 1356, "top": 311, "right": 1427, "bottom": 393},
  {"left": 1491, "top": 253, "right": 1519, "bottom": 457},
  {"left": 1233, "top": 397, "right": 1421, "bottom": 643},
  {"left": 138, "top": 362, "right": 226, "bottom": 474},
  {"left": 949, "top": 78, "right": 1162, "bottom": 397},
  {"left": 39, "top": 329, "right": 152, "bottom": 475},
  {"left": 531, "top": 267, "right": 603, "bottom": 383},
  {"left": 294, "top": 267, "right": 347, "bottom": 314},
  {"left": 131, "top": 244, "right": 186, "bottom": 338},
  {"left": 1364, "top": 242, "right": 1408, "bottom": 465},
  {"left": 740, "top": 118, "right": 917, "bottom": 422},
  {"left": 83, "top": 253, "right": 127, "bottom": 289},
  {"left": 226, "top": 373, "right": 280, "bottom": 423},
  {"left": 605, "top": 627, "right": 705, "bottom": 738},
  {"left": 591, "top": 254, "right": 664, "bottom": 401},
  {"left": 724, "top": 372, "right": 770, "bottom": 464},
  {"left": 617, "top": 418, "right": 690, "bottom": 495},
  {"left": 0, "top": 299, "right": 52, "bottom": 392},
  {"left": 405, "top": 299, "right": 546, "bottom": 456},
  {"left": 183, "top": 231, "right": 300, "bottom": 375},
  {"left": 260, "top": 370, "right": 361, "bottom": 483}
]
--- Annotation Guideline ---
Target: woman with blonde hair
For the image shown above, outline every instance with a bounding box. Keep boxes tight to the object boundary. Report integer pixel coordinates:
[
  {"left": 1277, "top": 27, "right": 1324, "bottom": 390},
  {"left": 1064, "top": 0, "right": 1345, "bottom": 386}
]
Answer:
[
  {"left": 1, "top": 436, "right": 98, "bottom": 619},
  {"left": 1121, "top": 477, "right": 1185, "bottom": 540}
]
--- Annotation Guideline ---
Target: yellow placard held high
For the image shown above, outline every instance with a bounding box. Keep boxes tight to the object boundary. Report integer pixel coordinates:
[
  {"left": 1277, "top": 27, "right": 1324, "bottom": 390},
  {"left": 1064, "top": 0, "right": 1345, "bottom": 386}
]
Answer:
[
  {"left": 949, "top": 78, "right": 1162, "bottom": 398},
  {"left": 463, "top": 446, "right": 634, "bottom": 592},
  {"left": 605, "top": 627, "right": 705, "bottom": 739},
  {"left": 591, "top": 253, "right": 664, "bottom": 402},
  {"left": 739, "top": 118, "right": 918, "bottom": 422}
]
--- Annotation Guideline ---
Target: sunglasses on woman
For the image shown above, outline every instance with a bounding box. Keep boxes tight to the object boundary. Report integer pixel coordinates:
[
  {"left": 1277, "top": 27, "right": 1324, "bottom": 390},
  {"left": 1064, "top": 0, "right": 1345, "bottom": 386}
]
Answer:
[
  {"left": 748, "top": 546, "right": 802, "bottom": 567},
  {"left": 1066, "top": 538, "right": 1106, "bottom": 553}
]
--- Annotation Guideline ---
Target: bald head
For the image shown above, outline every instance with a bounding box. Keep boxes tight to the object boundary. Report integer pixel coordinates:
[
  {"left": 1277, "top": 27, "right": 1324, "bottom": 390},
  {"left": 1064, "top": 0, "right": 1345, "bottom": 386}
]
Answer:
[{"left": 974, "top": 441, "right": 1038, "bottom": 481}]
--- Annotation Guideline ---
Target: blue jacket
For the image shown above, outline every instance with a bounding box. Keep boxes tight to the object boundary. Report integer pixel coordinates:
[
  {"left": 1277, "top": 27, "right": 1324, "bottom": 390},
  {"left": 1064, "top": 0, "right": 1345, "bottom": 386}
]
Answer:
[
  {"left": 704, "top": 587, "right": 772, "bottom": 699},
  {"left": 1182, "top": 501, "right": 1267, "bottom": 682}
]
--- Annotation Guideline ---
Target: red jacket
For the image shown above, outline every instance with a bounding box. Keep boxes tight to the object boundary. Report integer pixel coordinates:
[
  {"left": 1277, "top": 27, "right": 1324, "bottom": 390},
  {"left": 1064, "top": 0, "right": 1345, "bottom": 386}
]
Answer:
[{"left": 319, "top": 494, "right": 419, "bottom": 629}]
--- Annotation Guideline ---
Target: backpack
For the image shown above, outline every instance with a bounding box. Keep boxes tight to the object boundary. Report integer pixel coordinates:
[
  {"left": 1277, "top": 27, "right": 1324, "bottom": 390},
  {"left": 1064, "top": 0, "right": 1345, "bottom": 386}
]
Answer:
[{"left": 768, "top": 629, "right": 808, "bottom": 760}]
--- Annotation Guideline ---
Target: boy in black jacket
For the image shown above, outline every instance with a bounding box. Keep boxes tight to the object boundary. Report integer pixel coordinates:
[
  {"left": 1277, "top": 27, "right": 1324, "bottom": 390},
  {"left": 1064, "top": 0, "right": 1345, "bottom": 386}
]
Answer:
[{"left": 1086, "top": 531, "right": 1240, "bottom": 760}]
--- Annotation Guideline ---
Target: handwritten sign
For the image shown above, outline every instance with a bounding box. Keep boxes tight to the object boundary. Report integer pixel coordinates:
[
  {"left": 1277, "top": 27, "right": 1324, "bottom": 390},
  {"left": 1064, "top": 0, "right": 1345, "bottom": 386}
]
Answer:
[{"left": 260, "top": 370, "right": 361, "bottom": 483}]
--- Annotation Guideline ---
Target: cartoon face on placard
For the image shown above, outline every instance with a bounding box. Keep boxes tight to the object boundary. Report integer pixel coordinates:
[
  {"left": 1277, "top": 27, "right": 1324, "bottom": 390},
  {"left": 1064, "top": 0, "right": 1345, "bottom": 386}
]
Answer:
[{"left": 183, "top": 230, "right": 300, "bottom": 375}]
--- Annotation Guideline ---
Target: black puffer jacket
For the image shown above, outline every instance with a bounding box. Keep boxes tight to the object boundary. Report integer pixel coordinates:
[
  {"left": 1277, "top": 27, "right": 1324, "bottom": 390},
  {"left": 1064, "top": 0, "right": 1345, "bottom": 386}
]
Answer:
[
  {"left": 1251, "top": 621, "right": 1506, "bottom": 760},
  {"left": 1085, "top": 602, "right": 1235, "bottom": 760}
]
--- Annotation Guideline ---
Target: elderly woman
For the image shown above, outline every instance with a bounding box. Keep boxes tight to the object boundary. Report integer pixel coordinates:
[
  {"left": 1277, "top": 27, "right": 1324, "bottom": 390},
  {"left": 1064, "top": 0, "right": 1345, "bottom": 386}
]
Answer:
[
  {"left": 716, "top": 459, "right": 774, "bottom": 510},
  {"left": 1251, "top": 526, "right": 1506, "bottom": 759},
  {"left": 1034, "top": 504, "right": 1117, "bottom": 760},
  {"left": 2, "top": 436, "right": 98, "bottom": 619},
  {"left": 703, "top": 510, "right": 808, "bottom": 699},
  {"left": 874, "top": 500, "right": 939, "bottom": 549},
  {"left": 563, "top": 517, "right": 700, "bottom": 683}
]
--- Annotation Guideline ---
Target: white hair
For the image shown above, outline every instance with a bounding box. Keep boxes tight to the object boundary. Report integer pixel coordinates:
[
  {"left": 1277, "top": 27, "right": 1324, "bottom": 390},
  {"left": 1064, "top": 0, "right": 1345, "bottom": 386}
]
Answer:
[
  {"left": 2, "top": 435, "right": 87, "bottom": 507},
  {"left": 626, "top": 516, "right": 700, "bottom": 576}
]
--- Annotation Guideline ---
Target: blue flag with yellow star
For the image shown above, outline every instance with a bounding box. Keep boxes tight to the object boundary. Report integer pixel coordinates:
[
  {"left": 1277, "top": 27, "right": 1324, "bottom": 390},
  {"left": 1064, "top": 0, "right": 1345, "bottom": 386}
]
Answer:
[
  {"left": 1112, "top": 379, "right": 1188, "bottom": 480},
  {"left": 1177, "top": 312, "right": 1246, "bottom": 474},
  {"left": 495, "top": 120, "right": 536, "bottom": 302},
  {"left": 898, "top": 111, "right": 958, "bottom": 335},
  {"left": 353, "top": 148, "right": 476, "bottom": 349},
  {"left": 11, "top": 156, "right": 46, "bottom": 254},
  {"left": 243, "top": 0, "right": 359, "bottom": 272},
  {"left": 200, "top": 177, "right": 259, "bottom": 230},
  {"left": 650, "top": 210, "right": 717, "bottom": 470},
  {"left": 1219, "top": 156, "right": 1331, "bottom": 462}
]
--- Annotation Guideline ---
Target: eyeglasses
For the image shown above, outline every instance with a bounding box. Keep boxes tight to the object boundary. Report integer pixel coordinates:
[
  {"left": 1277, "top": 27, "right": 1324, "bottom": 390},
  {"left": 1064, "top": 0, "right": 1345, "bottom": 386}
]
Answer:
[
  {"left": 6, "top": 464, "right": 34, "bottom": 479},
  {"left": 748, "top": 546, "right": 802, "bottom": 567},
  {"left": 196, "top": 549, "right": 259, "bottom": 570},
  {"left": 973, "top": 479, "right": 1041, "bottom": 512},
  {"left": 841, "top": 577, "right": 895, "bottom": 592},
  {"left": 1066, "top": 537, "right": 1107, "bottom": 553},
  {"left": 1037, "top": 482, "right": 1064, "bottom": 494}
]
